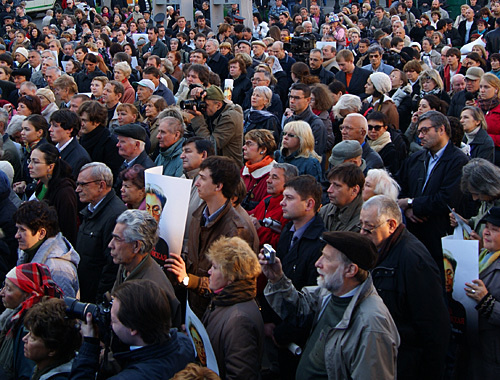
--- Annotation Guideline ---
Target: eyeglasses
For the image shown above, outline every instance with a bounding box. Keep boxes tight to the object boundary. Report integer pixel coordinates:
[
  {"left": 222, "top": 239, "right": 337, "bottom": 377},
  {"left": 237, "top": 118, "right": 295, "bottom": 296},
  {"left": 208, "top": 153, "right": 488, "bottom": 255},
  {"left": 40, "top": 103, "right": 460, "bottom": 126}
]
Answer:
[
  {"left": 76, "top": 179, "right": 101, "bottom": 187},
  {"left": 339, "top": 125, "right": 359, "bottom": 132},
  {"left": 417, "top": 126, "right": 435, "bottom": 135},
  {"left": 368, "top": 124, "right": 383, "bottom": 131},
  {"left": 27, "top": 158, "right": 46, "bottom": 165},
  {"left": 283, "top": 132, "right": 297, "bottom": 138},
  {"left": 288, "top": 95, "right": 306, "bottom": 100},
  {"left": 357, "top": 220, "right": 389, "bottom": 234}
]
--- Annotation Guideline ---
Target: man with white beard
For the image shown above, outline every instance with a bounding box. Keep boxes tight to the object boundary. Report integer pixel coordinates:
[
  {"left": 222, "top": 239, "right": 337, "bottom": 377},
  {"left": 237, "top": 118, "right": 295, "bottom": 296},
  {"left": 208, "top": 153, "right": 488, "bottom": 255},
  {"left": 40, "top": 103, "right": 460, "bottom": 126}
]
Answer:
[{"left": 261, "top": 231, "right": 400, "bottom": 379}]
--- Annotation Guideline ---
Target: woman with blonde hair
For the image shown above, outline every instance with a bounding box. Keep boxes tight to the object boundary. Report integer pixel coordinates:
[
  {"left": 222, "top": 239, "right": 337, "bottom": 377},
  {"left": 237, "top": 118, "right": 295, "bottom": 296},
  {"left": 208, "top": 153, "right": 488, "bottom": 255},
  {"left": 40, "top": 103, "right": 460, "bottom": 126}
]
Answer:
[
  {"left": 202, "top": 236, "right": 263, "bottom": 380},
  {"left": 476, "top": 73, "right": 500, "bottom": 165},
  {"left": 275, "top": 121, "right": 322, "bottom": 182},
  {"left": 460, "top": 106, "right": 495, "bottom": 162},
  {"left": 113, "top": 61, "right": 135, "bottom": 104},
  {"left": 418, "top": 68, "right": 450, "bottom": 105}
]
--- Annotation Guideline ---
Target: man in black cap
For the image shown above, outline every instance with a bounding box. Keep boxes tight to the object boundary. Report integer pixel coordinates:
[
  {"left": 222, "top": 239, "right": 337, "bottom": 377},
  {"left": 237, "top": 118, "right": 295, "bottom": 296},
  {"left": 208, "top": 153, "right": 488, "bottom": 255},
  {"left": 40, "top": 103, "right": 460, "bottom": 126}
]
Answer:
[
  {"left": 261, "top": 230, "right": 400, "bottom": 379},
  {"left": 113, "top": 123, "right": 154, "bottom": 194}
]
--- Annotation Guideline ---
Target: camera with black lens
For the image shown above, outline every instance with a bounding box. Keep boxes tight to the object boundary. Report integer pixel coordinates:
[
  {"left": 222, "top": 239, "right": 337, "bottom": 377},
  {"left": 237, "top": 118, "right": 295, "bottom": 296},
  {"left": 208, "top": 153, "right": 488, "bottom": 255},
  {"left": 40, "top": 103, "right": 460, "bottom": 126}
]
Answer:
[
  {"left": 284, "top": 34, "right": 317, "bottom": 62},
  {"left": 180, "top": 99, "right": 207, "bottom": 112},
  {"left": 65, "top": 297, "right": 112, "bottom": 343},
  {"left": 263, "top": 244, "right": 276, "bottom": 264}
]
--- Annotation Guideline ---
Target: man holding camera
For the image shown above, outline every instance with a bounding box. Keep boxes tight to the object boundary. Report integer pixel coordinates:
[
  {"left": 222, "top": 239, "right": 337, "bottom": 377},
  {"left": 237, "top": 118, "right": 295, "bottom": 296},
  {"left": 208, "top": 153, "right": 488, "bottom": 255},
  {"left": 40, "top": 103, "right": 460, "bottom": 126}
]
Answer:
[
  {"left": 260, "top": 231, "right": 399, "bottom": 379},
  {"left": 185, "top": 85, "right": 244, "bottom": 166},
  {"left": 72, "top": 280, "right": 194, "bottom": 379}
]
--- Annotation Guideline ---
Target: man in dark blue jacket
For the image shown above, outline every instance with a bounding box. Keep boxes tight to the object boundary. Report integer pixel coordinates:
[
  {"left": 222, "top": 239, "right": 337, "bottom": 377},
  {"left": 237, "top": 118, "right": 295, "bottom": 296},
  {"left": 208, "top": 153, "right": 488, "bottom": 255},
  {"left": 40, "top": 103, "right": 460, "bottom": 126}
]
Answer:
[
  {"left": 396, "top": 111, "right": 469, "bottom": 280},
  {"left": 71, "top": 279, "right": 194, "bottom": 379}
]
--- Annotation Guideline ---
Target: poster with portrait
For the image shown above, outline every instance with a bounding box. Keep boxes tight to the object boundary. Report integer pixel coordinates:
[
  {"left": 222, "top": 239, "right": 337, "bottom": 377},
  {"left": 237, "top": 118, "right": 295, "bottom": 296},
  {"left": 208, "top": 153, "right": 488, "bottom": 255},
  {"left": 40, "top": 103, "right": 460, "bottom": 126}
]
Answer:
[
  {"left": 442, "top": 235, "right": 480, "bottom": 376},
  {"left": 185, "top": 300, "right": 219, "bottom": 374},
  {"left": 144, "top": 167, "right": 192, "bottom": 255}
]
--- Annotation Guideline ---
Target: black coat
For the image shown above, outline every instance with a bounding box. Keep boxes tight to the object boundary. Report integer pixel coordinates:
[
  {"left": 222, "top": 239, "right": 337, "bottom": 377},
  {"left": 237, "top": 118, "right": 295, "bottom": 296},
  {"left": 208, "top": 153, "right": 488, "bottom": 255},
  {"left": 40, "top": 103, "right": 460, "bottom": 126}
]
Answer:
[
  {"left": 232, "top": 73, "right": 252, "bottom": 107},
  {"left": 485, "top": 27, "right": 500, "bottom": 55},
  {"left": 207, "top": 51, "right": 229, "bottom": 82},
  {"left": 76, "top": 190, "right": 127, "bottom": 303},
  {"left": 362, "top": 140, "right": 384, "bottom": 175},
  {"left": 243, "top": 109, "right": 281, "bottom": 145},
  {"left": 396, "top": 141, "right": 469, "bottom": 271},
  {"left": 79, "top": 126, "right": 123, "bottom": 182},
  {"left": 74, "top": 68, "right": 106, "bottom": 93},
  {"left": 276, "top": 214, "right": 326, "bottom": 291},
  {"left": 335, "top": 66, "right": 371, "bottom": 96},
  {"left": 372, "top": 227, "right": 450, "bottom": 379},
  {"left": 60, "top": 138, "right": 91, "bottom": 180},
  {"left": 458, "top": 19, "right": 478, "bottom": 45},
  {"left": 447, "top": 90, "right": 475, "bottom": 118},
  {"left": 464, "top": 127, "right": 495, "bottom": 163}
]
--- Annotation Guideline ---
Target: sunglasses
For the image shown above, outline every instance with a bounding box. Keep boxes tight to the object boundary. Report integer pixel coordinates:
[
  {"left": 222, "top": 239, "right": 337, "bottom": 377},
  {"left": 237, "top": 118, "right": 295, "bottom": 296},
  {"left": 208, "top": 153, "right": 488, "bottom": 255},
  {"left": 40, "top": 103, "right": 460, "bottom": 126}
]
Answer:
[{"left": 368, "top": 124, "right": 383, "bottom": 131}]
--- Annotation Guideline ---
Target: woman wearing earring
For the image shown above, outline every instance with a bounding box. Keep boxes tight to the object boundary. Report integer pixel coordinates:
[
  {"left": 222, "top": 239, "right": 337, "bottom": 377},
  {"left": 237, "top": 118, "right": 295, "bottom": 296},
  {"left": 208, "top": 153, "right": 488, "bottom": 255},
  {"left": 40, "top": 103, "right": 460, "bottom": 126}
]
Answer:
[
  {"left": 28, "top": 143, "right": 78, "bottom": 245},
  {"left": 476, "top": 73, "right": 500, "bottom": 166},
  {"left": 240, "top": 129, "right": 277, "bottom": 211}
]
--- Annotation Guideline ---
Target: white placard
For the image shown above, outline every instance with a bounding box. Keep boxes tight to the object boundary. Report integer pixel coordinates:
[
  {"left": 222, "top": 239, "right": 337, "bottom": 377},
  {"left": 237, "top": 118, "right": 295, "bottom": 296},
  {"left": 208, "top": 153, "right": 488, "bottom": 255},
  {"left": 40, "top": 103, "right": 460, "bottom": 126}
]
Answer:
[
  {"left": 131, "top": 33, "right": 148, "bottom": 47},
  {"left": 145, "top": 166, "right": 192, "bottom": 254},
  {"left": 185, "top": 300, "right": 219, "bottom": 374},
  {"left": 316, "top": 41, "right": 336, "bottom": 50}
]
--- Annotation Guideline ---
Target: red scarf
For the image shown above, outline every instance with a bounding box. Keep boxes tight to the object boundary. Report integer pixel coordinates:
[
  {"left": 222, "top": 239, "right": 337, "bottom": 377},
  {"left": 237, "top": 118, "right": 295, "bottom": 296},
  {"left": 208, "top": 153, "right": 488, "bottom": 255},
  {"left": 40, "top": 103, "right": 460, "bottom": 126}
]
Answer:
[
  {"left": 444, "top": 62, "right": 461, "bottom": 92},
  {"left": 245, "top": 155, "right": 273, "bottom": 173}
]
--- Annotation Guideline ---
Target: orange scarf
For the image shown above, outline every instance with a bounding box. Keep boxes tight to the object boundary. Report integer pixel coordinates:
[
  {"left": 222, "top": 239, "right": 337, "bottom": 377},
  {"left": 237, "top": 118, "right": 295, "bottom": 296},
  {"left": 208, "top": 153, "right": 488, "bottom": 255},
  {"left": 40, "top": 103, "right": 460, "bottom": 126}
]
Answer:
[{"left": 245, "top": 155, "right": 273, "bottom": 173}]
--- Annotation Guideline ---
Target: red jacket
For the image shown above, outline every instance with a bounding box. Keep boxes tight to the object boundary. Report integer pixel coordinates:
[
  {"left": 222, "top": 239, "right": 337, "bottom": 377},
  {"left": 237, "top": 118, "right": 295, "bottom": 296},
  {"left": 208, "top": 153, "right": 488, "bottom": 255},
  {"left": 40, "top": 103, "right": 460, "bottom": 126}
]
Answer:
[
  {"left": 240, "top": 162, "right": 274, "bottom": 209},
  {"left": 485, "top": 103, "right": 500, "bottom": 147},
  {"left": 248, "top": 194, "right": 288, "bottom": 249}
]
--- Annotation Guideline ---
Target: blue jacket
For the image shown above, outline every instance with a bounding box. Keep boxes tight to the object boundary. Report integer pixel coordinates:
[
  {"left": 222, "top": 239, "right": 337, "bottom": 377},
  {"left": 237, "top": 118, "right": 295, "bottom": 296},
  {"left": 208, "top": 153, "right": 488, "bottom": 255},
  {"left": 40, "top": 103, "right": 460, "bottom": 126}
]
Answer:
[
  {"left": 275, "top": 150, "right": 323, "bottom": 182},
  {"left": 154, "top": 137, "right": 185, "bottom": 177},
  {"left": 70, "top": 331, "right": 194, "bottom": 380}
]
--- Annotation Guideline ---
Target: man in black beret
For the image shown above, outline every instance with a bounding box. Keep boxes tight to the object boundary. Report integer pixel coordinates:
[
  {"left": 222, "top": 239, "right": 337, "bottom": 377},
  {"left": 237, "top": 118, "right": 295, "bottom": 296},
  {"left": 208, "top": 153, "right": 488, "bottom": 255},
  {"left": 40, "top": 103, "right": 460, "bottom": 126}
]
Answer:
[
  {"left": 113, "top": 123, "right": 154, "bottom": 195},
  {"left": 261, "top": 230, "right": 400, "bottom": 379}
]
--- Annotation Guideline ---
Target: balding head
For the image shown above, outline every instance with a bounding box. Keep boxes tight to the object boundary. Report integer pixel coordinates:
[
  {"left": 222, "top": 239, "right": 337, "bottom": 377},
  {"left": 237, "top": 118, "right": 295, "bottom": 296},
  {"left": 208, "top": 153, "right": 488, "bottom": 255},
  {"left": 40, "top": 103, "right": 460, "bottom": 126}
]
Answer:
[{"left": 341, "top": 113, "right": 368, "bottom": 144}]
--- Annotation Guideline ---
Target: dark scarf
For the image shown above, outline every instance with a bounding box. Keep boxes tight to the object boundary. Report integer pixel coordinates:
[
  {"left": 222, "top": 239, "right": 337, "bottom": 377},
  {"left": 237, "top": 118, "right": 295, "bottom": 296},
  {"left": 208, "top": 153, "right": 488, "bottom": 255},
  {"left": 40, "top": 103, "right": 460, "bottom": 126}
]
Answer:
[
  {"left": 375, "top": 224, "right": 405, "bottom": 266},
  {"left": 478, "top": 96, "right": 500, "bottom": 113},
  {"left": 420, "top": 87, "right": 441, "bottom": 98},
  {"left": 209, "top": 279, "right": 257, "bottom": 310}
]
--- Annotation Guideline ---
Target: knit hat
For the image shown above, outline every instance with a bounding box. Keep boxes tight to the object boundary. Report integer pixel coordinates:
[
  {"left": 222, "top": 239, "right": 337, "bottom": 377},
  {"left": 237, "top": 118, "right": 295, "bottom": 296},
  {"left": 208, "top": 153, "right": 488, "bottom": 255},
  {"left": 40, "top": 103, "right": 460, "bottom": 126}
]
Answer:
[
  {"left": 15, "top": 47, "right": 29, "bottom": 60},
  {"left": 320, "top": 231, "right": 378, "bottom": 270},
  {"left": 369, "top": 72, "right": 392, "bottom": 94},
  {"left": 329, "top": 140, "right": 363, "bottom": 166},
  {"left": 0, "top": 161, "right": 14, "bottom": 185},
  {"left": 205, "top": 85, "right": 225, "bottom": 101},
  {"left": 36, "top": 88, "right": 56, "bottom": 104}
]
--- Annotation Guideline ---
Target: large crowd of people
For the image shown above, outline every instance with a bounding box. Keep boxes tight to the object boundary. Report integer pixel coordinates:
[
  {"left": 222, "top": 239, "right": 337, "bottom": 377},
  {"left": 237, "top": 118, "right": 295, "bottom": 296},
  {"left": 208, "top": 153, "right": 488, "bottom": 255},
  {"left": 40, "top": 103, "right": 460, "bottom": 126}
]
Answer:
[{"left": 0, "top": 0, "right": 500, "bottom": 378}]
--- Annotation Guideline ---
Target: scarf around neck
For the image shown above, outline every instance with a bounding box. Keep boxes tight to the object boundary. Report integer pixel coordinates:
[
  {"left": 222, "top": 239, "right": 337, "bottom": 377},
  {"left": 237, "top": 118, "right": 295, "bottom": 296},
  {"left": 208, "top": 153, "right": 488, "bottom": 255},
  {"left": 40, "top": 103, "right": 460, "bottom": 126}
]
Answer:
[
  {"left": 209, "top": 278, "right": 257, "bottom": 309},
  {"left": 368, "top": 131, "right": 391, "bottom": 152},
  {"left": 245, "top": 154, "right": 274, "bottom": 173},
  {"left": 478, "top": 96, "right": 500, "bottom": 113}
]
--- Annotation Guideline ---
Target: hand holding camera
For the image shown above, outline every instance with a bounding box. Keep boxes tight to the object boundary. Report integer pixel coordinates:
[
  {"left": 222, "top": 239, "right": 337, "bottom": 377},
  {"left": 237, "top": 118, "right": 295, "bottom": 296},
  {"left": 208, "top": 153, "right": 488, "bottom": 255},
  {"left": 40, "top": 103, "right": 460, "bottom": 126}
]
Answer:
[{"left": 259, "top": 245, "right": 284, "bottom": 284}]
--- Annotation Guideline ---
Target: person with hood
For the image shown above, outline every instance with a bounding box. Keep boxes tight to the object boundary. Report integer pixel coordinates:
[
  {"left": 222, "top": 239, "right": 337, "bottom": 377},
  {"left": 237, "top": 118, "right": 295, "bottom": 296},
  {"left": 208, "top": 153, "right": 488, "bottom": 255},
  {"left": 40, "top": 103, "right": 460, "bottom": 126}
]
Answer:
[
  {"left": 363, "top": 72, "right": 400, "bottom": 130},
  {"left": 13, "top": 201, "right": 80, "bottom": 298}
]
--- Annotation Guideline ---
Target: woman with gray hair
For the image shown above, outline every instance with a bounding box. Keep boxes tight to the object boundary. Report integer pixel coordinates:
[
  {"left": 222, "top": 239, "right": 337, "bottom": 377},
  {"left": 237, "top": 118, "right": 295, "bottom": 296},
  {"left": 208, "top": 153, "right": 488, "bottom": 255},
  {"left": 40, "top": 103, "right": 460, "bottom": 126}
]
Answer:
[
  {"left": 450, "top": 158, "right": 500, "bottom": 240},
  {"left": 113, "top": 61, "right": 135, "bottom": 104},
  {"left": 243, "top": 86, "right": 280, "bottom": 145},
  {"left": 332, "top": 94, "right": 362, "bottom": 119},
  {"left": 362, "top": 168, "right": 400, "bottom": 202}
]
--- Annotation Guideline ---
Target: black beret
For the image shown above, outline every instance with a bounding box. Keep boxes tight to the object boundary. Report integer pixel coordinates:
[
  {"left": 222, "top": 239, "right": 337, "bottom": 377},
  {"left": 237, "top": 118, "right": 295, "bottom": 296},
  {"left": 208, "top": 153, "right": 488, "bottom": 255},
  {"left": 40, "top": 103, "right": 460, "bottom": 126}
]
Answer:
[
  {"left": 320, "top": 231, "right": 378, "bottom": 270},
  {"left": 114, "top": 123, "right": 147, "bottom": 142},
  {"left": 482, "top": 207, "right": 500, "bottom": 227}
]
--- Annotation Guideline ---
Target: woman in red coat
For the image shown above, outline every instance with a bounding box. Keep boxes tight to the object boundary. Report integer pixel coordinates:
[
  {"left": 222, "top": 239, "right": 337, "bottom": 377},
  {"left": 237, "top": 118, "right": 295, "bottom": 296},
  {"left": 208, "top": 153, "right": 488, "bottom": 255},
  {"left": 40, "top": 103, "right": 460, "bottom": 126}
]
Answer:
[
  {"left": 240, "top": 129, "right": 277, "bottom": 211},
  {"left": 477, "top": 73, "right": 500, "bottom": 166}
]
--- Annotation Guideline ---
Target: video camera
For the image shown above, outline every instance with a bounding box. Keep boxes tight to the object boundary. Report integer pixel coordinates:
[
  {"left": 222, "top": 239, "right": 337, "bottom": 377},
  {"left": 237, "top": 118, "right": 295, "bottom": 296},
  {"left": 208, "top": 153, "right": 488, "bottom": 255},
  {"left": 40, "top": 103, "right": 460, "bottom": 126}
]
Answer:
[
  {"left": 284, "top": 34, "right": 317, "bottom": 62},
  {"left": 180, "top": 99, "right": 207, "bottom": 112}
]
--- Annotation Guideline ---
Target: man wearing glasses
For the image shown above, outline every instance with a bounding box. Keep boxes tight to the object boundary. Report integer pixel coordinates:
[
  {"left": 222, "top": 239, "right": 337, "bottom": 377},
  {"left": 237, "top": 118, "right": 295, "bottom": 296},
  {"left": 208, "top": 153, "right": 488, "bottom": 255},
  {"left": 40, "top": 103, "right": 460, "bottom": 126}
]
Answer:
[
  {"left": 284, "top": 82, "right": 326, "bottom": 156},
  {"left": 396, "top": 111, "right": 468, "bottom": 281},
  {"left": 75, "top": 162, "right": 127, "bottom": 303},
  {"left": 360, "top": 195, "right": 450, "bottom": 379}
]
